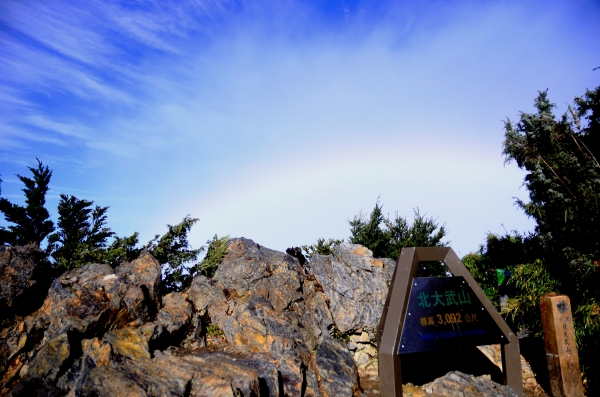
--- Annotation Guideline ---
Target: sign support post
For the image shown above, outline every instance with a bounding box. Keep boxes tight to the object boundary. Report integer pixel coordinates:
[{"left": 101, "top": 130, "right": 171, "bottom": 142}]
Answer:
[{"left": 377, "top": 247, "right": 524, "bottom": 397}]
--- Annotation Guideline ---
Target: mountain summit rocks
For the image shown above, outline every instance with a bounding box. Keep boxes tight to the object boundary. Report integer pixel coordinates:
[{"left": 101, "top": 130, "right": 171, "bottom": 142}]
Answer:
[{"left": 0, "top": 238, "right": 528, "bottom": 396}]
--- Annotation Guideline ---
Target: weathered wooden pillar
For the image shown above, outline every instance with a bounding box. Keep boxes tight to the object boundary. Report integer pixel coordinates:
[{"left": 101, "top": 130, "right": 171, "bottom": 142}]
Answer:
[{"left": 540, "top": 293, "right": 584, "bottom": 397}]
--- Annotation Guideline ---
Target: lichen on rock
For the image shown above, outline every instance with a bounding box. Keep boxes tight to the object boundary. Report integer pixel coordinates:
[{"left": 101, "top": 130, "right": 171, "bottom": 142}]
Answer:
[{"left": 0, "top": 237, "right": 546, "bottom": 397}]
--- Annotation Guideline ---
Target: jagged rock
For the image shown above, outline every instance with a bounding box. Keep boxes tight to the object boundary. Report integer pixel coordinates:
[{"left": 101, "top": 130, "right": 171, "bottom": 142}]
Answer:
[
  {"left": 477, "top": 344, "right": 548, "bottom": 397},
  {"left": 76, "top": 365, "right": 146, "bottom": 397},
  {"left": 0, "top": 318, "right": 27, "bottom": 377},
  {"left": 31, "top": 250, "right": 161, "bottom": 342},
  {"left": 103, "top": 327, "right": 151, "bottom": 361},
  {"left": 216, "top": 293, "right": 310, "bottom": 395},
  {"left": 0, "top": 245, "right": 51, "bottom": 320},
  {"left": 75, "top": 349, "right": 262, "bottom": 397},
  {"left": 7, "top": 333, "right": 71, "bottom": 397},
  {"left": 21, "top": 333, "right": 70, "bottom": 382},
  {"left": 309, "top": 243, "right": 395, "bottom": 337},
  {"left": 213, "top": 238, "right": 303, "bottom": 312},
  {"left": 315, "top": 337, "right": 359, "bottom": 397},
  {"left": 81, "top": 338, "right": 111, "bottom": 367},
  {"left": 1, "top": 239, "right": 542, "bottom": 397},
  {"left": 0, "top": 251, "right": 161, "bottom": 395},
  {"left": 187, "top": 275, "right": 224, "bottom": 316},
  {"left": 157, "top": 292, "right": 192, "bottom": 335},
  {"left": 423, "top": 371, "right": 519, "bottom": 397},
  {"left": 114, "top": 251, "right": 162, "bottom": 320},
  {"left": 295, "top": 281, "right": 334, "bottom": 351}
]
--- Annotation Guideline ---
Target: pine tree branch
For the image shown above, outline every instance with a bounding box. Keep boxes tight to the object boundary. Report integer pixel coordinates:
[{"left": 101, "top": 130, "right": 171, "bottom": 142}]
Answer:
[{"left": 538, "top": 156, "right": 577, "bottom": 200}]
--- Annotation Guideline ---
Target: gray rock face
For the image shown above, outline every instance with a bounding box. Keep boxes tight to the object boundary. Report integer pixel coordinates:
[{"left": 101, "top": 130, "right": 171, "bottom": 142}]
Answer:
[
  {"left": 0, "top": 238, "right": 536, "bottom": 397},
  {"left": 310, "top": 243, "right": 395, "bottom": 336},
  {"left": 29, "top": 250, "right": 161, "bottom": 342},
  {"left": 423, "top": 371, "right": 520, "bottom": 397},
  {"left": 213, "top": 237, "right": 303, "bottom": 312},
  {"left": 0, "top": 251, "right": 162, "bottom": 394},
  {"left": 157, "top": 292, "right": 192, "bottom": 335},
  {"left": 316, "top": 337, "right": 359, "bottom": 397},
  {"left": 0, "top": 245, "right": 51, "bottom": 320}
]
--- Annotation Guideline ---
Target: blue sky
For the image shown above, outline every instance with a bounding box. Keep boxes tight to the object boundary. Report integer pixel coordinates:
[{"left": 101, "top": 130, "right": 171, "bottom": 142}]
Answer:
[{"left": 1, "top": 0, "right": 599, "bottom": 257}]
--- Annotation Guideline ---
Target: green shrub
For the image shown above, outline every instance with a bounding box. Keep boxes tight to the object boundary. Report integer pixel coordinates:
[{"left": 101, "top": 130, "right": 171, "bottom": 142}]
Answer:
[{"left": 193, "top": 234, "right": 229, "bottom": 278}]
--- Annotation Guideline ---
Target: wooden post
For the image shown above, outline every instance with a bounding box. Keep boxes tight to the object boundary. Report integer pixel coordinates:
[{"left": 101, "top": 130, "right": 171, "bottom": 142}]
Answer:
[{"left": 540, "top": 294, "right": 584, "bottom": 397}]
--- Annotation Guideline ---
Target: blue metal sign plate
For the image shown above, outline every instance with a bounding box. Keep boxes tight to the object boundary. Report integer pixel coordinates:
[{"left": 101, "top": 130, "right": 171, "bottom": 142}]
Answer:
[{"left": 398, "top": 276, "right": 504, "bottom": 354}]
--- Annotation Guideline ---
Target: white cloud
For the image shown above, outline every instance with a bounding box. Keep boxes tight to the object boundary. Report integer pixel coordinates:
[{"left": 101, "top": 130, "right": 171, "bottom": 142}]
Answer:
[{"left": 1, "top": 0, "right": 598, "bottom": 255}]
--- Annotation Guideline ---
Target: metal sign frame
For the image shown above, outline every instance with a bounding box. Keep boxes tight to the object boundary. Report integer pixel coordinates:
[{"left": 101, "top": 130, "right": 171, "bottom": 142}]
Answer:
[{"left": 376, "top": 247, "right": 524, "bottom": 397}]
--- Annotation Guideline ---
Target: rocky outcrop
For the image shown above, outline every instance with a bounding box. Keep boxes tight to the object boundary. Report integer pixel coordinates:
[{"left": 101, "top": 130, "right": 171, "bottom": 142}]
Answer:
[
  {"left": 0, "top": 245, "right": 52, "bottom": 321},
  {"left": 0, "top": 238, "right": 544, "bottom": 396},
  {"left": 422, "top": 371, "right": 519, "bottom": 397},
  {"left": 310, "top": 244, "right": 395, "bottom": 336},
  {"left": 0, "top": 250, "right": 162, "bottom": 395}
]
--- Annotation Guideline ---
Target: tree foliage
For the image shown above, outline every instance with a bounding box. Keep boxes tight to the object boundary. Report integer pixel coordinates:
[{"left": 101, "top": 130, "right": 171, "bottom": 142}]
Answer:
[
  {"left": 1, "top": 160, "right": 215, "bottom": 292},
  {"left": 0, "top": 159, "right": 54, "bottom": 246},
  {"left": 466, "top": 86, "right": 600, "bottom": 392},
  {"left": 146, "top": 216, "right": 205, "bottom": 292},
  {"left": 193, "top": 234, "right": 229, "bottom": 278},
  {"left": 47, "top": 194, "right": 115, "bottom": 270},
  {"left": 302, "top": 238, "right": 344, "bottom": 257},
  {"left": 348, "top": 200, "right": 448, "bottom": 276},
  {"left": 102, "top": 232, "right": 142, "bottom": 268}
]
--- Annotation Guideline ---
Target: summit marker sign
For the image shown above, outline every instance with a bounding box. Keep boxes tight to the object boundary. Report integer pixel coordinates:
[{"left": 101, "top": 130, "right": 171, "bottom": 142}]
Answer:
[
  {"left": 398, "top": 276, "right": 504, "bottom": 354},
  {"left": 376, "top": 247, "right": 523, "bottom": 397}
]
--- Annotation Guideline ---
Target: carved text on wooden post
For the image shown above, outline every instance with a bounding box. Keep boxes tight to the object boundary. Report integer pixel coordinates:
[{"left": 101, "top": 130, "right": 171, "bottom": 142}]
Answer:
[{"left": 540, "top": 293, "right": 584, "bottom": 397}]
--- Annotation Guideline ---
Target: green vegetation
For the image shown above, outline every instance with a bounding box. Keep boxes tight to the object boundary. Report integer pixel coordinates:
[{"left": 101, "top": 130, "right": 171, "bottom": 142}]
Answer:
[
  {"left": 47, "top": 194, "right": 115, "bottom": 271},
  {"left": 206, "top": 323, "right": 223, "bottom": 337},
  {"left": 301, "top": 201, "right": 448, "bottom": 277},
  {"left": 349, "top": 202, "right": 447, "bottom": 259},
  {"left": 194, "top": 234, "right": 229, "bottom": 278},
  {"left": 0, "top": 161, "right": 224, "bottom": 292},
  {"left": 302, "top": 238, "right": 344, "bottom": 257},
  {"left": 0, "top": 159, "right": 54, "bottom": 246},
  {"left": 465, "top": 87, "right": 600, "bottom": 392},
  {"left": 348, "top": 201, "right": 448, "bottom": 276},
  {"left": 146, "top": 216, "right": 205, "bottom": 292}
]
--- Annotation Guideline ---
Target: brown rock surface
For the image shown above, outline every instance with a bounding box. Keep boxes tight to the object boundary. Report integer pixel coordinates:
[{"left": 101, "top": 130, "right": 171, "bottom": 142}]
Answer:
[
  {"left": 423, "top": 371, "right": 519, "bottom": 397},
  {"left": 103, "top": 327, "right": 151, "bottom": 361},
  {"left": 0, "top": 245, "right": 51, "bottom": 321},
  {"left": 315, "top": 337, "right": 359, "bottom": 397},
  {"left": 0, "top": 238, "right": 546, "bottom": 397},
  {"left": 309, "top": 243, "right": 395, "bottom": 336},
  {"left": 157, "top": 292, "right": 192, "bottom": 335},
  {"left": 31, "top": 250, "right": 161, "bottom": 342}
]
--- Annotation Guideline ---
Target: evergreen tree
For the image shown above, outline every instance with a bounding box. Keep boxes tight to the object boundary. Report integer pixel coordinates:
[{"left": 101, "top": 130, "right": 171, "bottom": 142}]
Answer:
[
  {"left": 348, "top": 200, "right": 448, "bottom": 276},
  {"left": 47, "top": 194, "right": 115, "bottom": 270},
  {"left": 147, "top": 215, "right": 205, "bottom": 292},
  {"left": 103, "top": 232, "right": 142, "bottom": 268},
  {"left": 302, "top": 238, "right": 344, "bottom": 257},
  {"left": 0, "top": 159, "right": 54, "bottom": 246},
  {"left": 466, "top": 86, "right": 600, "bottom": 393},
  {"left": 192, "top": 234, "right": 229, "bottom": 278}
]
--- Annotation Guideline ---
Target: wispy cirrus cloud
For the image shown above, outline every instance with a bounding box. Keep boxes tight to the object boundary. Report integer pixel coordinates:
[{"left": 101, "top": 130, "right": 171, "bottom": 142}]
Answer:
[{"left": 0, "top": 0, "right": 232, "bottom": 158}]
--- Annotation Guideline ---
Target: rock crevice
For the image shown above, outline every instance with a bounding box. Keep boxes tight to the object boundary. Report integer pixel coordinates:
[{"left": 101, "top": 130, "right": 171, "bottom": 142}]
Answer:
[{"left": 0, "top": 237, "right": 543, "bottom": 397}]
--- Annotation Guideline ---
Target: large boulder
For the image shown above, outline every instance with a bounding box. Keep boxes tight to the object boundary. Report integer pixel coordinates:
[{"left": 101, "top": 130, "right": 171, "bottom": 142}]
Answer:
[
  {"left": 309, "top": 243, "right": 395, "bottom": 336},
  {"left": 0, "top": 245, "right": 52, "bottom": 320},
  {"left": 213, "top": 237, "right": 303, "bottom": 312},
  {"left": 30, "top": 249, "right": 161, "bottom": 342},
  {"left": 75, "top": 350, "right": 262, "bottom": 397},
  {"left": 0, "top": 251, "right": 161, "bottom": 394}
]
